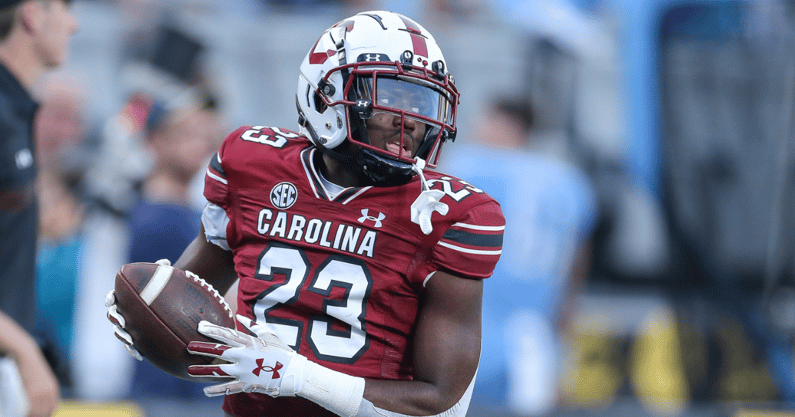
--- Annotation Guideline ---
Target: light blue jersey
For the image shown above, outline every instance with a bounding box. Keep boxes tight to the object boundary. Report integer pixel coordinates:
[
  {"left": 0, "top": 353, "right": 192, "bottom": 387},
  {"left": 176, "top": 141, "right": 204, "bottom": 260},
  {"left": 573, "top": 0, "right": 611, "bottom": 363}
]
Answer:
[{"left": 443, "top": 144, "right": 598, "bottom": 411}]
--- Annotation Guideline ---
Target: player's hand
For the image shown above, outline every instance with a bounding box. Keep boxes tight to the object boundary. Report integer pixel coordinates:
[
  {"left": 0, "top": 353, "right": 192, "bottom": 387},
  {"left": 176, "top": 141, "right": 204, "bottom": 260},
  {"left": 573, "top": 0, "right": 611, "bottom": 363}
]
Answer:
[
  {"left": 105, "top": 258, "right": 172, "bottom": 361},
  {"left": 105, "top": 289, "right": 142, "bottom": 361},
  {"left": 186, "top": 314, "right": 308, "bottom": 398}
]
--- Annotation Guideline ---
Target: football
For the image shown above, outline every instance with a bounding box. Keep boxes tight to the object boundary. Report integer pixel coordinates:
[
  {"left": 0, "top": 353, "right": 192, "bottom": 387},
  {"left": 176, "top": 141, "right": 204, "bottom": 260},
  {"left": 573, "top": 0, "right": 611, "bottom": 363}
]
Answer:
[{"left": 113, "top": 262, "right": 236, "bottom": 382}]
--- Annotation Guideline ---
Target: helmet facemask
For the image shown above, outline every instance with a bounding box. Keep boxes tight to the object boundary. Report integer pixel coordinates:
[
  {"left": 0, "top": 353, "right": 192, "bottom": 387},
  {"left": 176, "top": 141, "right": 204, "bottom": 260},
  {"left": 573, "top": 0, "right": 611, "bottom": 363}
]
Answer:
[{"left": 327, "top": 61, "right": 458, "bottom": 186}]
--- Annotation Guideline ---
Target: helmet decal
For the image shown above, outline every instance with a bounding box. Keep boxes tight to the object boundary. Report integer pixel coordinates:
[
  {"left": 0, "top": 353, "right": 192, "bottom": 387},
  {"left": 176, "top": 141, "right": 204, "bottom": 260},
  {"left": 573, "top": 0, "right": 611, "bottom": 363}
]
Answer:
[
  {"left": 309, "top": 20, "right": 354, "bottom": 65},
  {"left": 397, "top": 16, "right": 428, "bottom": 58},
  {"left": 360, "top": 13, "right": 387, "bottom": 30},
  {"left": 332, "top": 19, "right": 356, "bottom": 32},
  {"left": 308, "top": 38, "right": 336, "bottom": 65}
]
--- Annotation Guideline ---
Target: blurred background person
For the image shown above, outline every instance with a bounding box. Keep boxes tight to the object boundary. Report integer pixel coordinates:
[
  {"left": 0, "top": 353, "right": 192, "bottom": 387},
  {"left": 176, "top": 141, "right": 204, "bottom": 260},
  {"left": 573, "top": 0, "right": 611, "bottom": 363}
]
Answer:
[
  {"left": 441, "top": 96, "right": 598, "bottom": 416},
  {"left": 33, "top": 71, "right": 91, "bottom": 400},
  {"left": 124, "top": 88, "right": 226, "bottom": 406},
  {"left": 0, "top": 0, "right": 77, "bottom": 416},
  {"left": 69, "top": 20, "right": 217, "bottom": 403},
  {"left": 127, "top": 91, "right": 223, "bottom": 266}
]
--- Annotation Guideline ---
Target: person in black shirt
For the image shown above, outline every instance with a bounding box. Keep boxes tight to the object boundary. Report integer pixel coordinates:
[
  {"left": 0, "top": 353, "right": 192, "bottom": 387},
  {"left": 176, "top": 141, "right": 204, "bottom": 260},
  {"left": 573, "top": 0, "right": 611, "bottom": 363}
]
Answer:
[{"left": 0, "top": 0, "right": 77, "bottom": 416}]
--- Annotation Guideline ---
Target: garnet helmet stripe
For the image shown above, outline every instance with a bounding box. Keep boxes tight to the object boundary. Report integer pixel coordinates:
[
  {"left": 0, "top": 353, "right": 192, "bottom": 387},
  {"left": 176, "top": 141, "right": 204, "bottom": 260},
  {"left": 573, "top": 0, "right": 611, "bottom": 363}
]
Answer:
[{"left": 397, "top": 15, "right": 428, "bottom": 58}]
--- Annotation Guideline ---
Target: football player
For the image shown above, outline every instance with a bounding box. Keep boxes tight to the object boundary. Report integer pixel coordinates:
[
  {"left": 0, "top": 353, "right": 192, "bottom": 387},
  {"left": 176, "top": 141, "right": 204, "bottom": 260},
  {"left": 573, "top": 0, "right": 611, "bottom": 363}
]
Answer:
[{"left": 107, "top": 10, "right": 505, "bottom": 417}]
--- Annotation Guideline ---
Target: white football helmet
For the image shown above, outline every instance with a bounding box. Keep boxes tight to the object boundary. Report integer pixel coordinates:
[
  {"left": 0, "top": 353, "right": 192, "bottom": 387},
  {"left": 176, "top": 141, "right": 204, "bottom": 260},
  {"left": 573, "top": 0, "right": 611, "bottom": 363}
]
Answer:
[{"left": 296, "top": 11, "right": 459, "bottom": 186}]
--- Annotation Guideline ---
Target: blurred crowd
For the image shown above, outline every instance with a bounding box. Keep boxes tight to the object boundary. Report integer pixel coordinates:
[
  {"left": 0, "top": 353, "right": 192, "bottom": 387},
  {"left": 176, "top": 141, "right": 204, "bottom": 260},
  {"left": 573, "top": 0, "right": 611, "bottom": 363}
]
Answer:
[{"left": 15, "top": 0, "right": 795, "bottom": 416}]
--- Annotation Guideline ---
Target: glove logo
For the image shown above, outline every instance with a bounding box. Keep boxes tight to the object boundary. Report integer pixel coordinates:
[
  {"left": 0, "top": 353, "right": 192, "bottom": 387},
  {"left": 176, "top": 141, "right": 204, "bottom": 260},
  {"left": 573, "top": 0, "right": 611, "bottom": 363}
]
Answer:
[{"left": 253, "top": 359, "right": 283, "bottom": 379}]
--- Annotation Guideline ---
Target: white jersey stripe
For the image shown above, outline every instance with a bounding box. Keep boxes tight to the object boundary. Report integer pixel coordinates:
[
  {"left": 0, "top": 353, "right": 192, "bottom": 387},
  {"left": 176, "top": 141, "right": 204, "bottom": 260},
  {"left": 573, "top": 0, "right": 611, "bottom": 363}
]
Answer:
[
  {"left": 301, "top": 148, "right": 322, "bottom": 198},
  {"left": 341, "top": 187, "right": 372, "bottom": 205},
  {"left": 438, "top": 241, "right": 502, "bottom": 256},
  {"left": 206, "top": 169, "right": 228, "bottom": 185},
  {"left": 450, "top": 222, "right": 505, "bottom": 232}
]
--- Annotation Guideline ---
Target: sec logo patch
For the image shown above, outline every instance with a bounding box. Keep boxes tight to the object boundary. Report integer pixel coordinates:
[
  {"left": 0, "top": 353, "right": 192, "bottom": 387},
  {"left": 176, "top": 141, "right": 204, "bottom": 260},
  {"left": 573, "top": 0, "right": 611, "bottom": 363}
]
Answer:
[{"left": 270, "top": 182, "right": 298, "bottom": 209}]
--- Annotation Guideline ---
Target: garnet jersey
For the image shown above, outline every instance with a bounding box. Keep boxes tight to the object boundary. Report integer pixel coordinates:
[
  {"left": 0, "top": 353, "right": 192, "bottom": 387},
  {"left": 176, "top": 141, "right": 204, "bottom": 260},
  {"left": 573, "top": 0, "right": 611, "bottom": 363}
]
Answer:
[{"left": 203, "top": 125, "right": 505, "bottom": 416}]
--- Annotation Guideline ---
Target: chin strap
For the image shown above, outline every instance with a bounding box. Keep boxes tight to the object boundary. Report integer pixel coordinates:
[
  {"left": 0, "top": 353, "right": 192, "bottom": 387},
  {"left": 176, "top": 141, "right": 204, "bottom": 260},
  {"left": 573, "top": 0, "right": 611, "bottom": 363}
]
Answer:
[{"left": 410, "top": 158, "right": 449, "bottom": 235}]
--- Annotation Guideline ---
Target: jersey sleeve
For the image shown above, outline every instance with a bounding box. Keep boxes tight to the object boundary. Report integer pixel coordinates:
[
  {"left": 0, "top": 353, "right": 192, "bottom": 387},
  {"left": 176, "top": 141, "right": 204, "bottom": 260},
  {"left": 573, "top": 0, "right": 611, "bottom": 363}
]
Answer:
[
  {"left": 203, "top": 126, "right": 249, "bottom": 209},
  {"left": 430, "top": 200, "right": 505, "bottom": 280}
]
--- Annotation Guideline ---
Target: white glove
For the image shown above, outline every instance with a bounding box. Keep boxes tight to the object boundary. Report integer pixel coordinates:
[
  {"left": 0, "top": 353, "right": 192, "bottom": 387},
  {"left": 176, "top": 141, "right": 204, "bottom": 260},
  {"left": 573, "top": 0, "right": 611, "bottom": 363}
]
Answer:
[
  {"left": 189, "top": 315, "right": 366, "bottom": 416},
  {"left": 187, "top": 314, "right": 307, "bottom": 397},
  {"left": 105, "top": 258, "right": 173, "bottom": 361}
]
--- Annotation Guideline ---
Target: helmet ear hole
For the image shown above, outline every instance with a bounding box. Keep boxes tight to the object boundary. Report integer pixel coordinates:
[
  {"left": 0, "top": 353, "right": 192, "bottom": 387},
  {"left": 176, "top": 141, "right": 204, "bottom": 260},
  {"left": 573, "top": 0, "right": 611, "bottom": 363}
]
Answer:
[{"left": 313, "top": 91, "right": 328, "bottom": 114}]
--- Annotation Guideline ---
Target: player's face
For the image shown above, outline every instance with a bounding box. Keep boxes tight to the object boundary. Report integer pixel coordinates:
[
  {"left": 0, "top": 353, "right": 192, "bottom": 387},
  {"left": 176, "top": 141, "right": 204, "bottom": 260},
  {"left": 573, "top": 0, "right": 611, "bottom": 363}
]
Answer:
[
  {"left": 365, "top": 111, "right": 426, "bottom": 159},
  {"left": 357, "top": 76, "right": 444, "bottom": 159},
  {"left": 156, "top": 107, "right": 222, "bottom": 182},
  {"left": 33, "top": 0, "right": 78, "bottom": 68}
]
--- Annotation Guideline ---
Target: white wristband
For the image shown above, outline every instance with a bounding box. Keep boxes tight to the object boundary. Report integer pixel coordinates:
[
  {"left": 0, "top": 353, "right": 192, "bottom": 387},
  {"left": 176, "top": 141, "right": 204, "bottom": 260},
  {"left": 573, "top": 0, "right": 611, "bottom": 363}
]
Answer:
[{"left": 297, "top": 360, "right": 366, "bottom": 417}]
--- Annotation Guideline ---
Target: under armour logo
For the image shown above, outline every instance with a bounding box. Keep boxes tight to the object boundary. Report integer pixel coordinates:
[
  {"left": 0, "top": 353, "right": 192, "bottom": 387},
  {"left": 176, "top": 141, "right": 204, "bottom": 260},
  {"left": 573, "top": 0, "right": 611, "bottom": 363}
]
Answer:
[
  {"left": 357, "top": 53, "right": 387, "bottom": 62},
  {"left": 252, "top": 359, "right": 283, "bottom": 379},
  {"left": 358, "top": 209, "right": 385, "bottom": 228}
]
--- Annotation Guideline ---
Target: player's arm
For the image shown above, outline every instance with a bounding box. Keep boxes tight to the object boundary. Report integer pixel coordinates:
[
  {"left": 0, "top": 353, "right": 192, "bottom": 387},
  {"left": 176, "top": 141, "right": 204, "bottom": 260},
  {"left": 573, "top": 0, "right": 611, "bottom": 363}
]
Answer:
[
  {"left": 173, "top": 222, "right": 237, "bottom": 296},
  {"left": 357, "top": 270, "right": 481, "bottom": 415},
  {"left": 187, "top": 269, "right": 482, "bottom": 417}
]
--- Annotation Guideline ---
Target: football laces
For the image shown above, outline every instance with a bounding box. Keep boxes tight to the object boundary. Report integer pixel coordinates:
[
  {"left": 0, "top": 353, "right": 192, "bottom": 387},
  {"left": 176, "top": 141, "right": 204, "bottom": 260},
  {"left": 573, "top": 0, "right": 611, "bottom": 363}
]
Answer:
[{"left": 185, "top": 270, "right": 234, "bottom": 319}]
